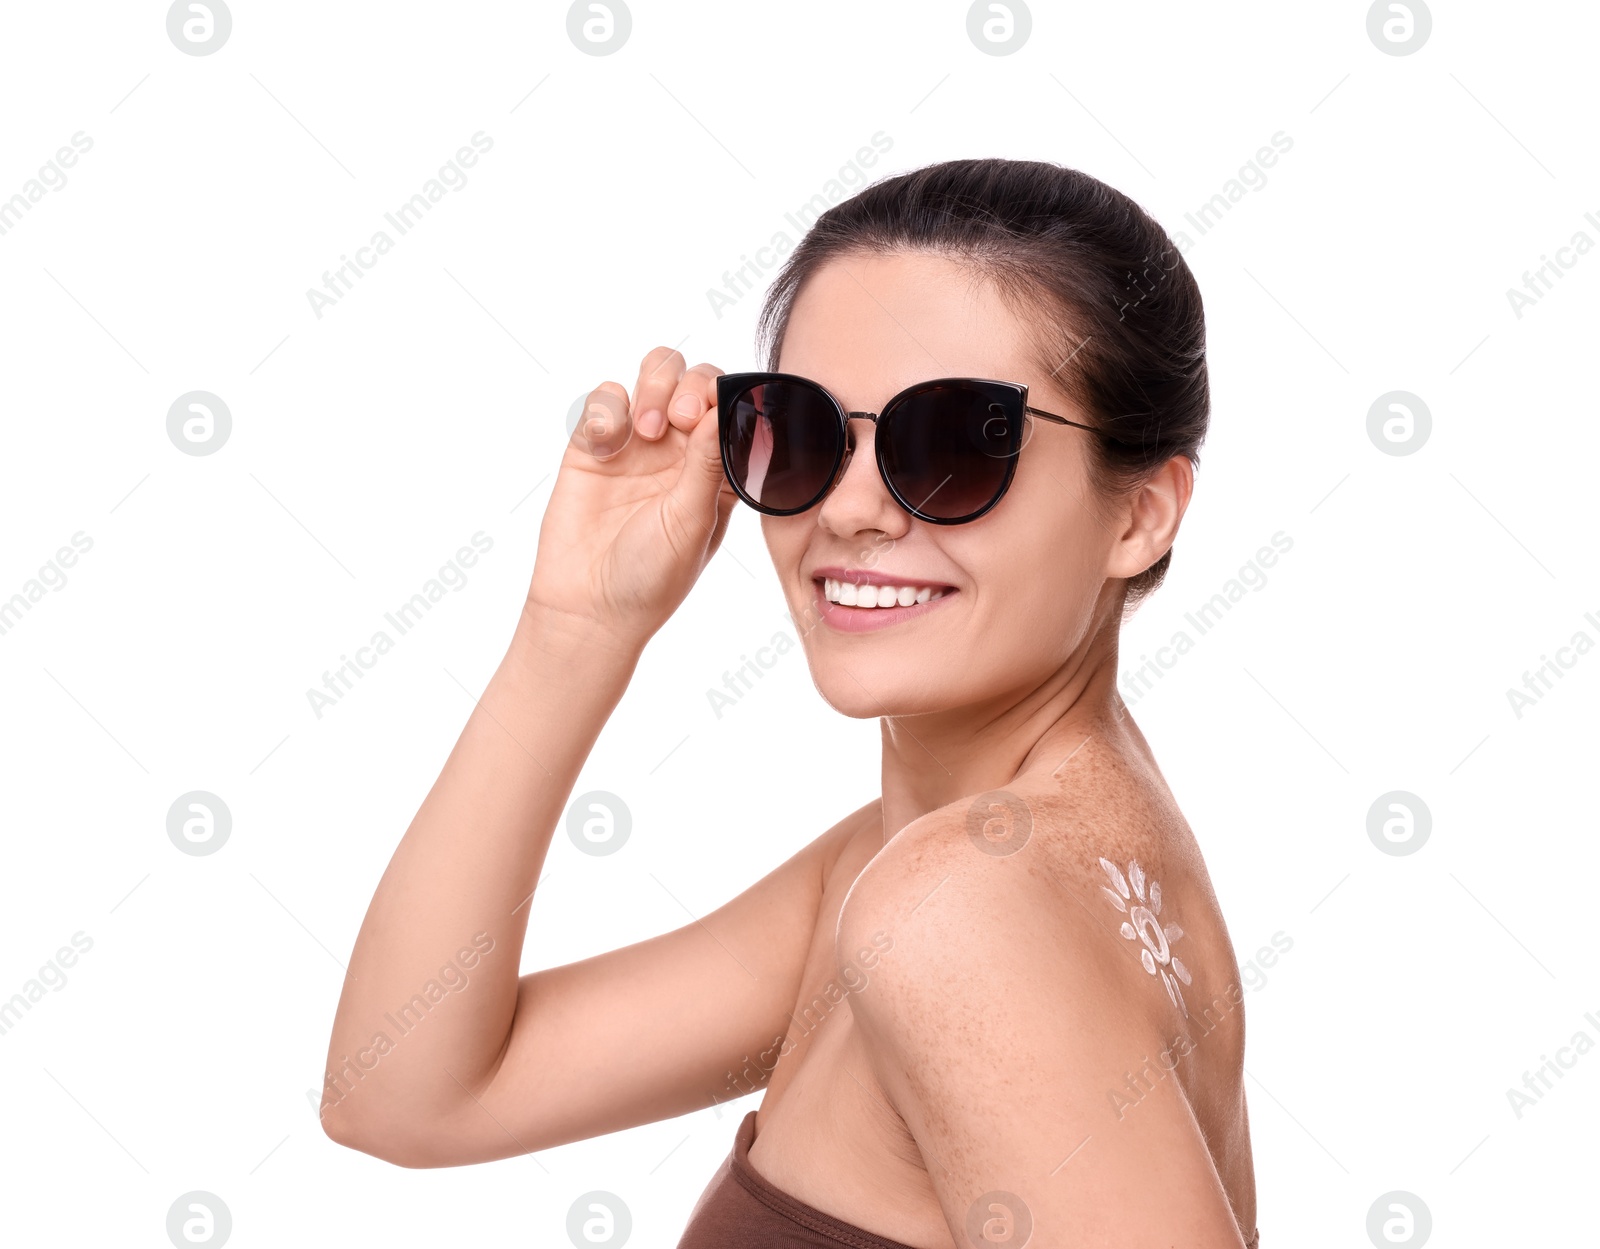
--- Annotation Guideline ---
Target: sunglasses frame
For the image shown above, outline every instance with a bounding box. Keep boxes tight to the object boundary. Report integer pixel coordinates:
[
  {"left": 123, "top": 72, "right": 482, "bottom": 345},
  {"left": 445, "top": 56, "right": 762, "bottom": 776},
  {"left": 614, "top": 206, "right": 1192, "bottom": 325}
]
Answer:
[{"left": 715, "top": 370, "right": 1113, "bottom": 525}]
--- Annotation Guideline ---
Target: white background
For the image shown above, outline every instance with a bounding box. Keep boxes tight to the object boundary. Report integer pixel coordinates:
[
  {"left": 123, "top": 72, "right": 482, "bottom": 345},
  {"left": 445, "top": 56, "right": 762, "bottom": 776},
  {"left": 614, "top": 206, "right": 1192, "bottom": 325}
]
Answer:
[{"left": 1, "top": 1, "right": 1595, "bottom": 1246}]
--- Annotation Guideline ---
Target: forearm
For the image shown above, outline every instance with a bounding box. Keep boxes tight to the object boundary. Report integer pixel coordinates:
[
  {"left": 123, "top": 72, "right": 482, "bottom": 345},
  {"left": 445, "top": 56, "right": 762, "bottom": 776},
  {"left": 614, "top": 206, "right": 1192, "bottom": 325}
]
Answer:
[{"left": 320, "top": 604, "right": 641, "bottom": 1134}]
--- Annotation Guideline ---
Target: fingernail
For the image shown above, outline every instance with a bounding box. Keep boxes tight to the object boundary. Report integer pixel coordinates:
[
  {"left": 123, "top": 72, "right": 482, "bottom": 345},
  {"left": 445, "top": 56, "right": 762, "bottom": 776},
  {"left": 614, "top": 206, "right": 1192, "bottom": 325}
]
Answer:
[
  {"left": 639, "top": 408, "right": 664, "bottom": 437},
  {"left": 672, "top": 394, "right": 700, "bottom": 418}
]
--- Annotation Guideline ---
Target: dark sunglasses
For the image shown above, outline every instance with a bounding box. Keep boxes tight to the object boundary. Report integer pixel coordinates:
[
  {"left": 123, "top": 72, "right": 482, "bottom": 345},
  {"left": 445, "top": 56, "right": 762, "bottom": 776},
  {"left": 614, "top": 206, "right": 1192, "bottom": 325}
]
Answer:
[{"left": 716, "top": 371, "right": 1119, "bottom": 525}]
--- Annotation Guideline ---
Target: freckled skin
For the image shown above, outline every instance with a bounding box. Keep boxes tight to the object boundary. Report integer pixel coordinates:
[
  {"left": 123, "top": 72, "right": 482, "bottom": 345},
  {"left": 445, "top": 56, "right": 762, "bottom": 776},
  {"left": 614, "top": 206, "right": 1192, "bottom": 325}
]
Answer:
[{"left": 742, "top": 251, "right": 1256, "bottom": 1247}]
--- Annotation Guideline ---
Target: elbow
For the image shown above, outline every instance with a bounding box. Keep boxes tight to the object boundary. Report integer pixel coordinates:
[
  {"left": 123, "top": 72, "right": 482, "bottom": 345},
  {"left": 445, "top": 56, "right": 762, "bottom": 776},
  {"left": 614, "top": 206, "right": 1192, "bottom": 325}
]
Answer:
[
  {"left": 318, "top": 1102, "right": 391, "bottom": 1162},
  {"left": 315, "top": 1053, "right": 441, "bottom": 1166},
  {"left": 319, "top": 1101, "right": 448, "bottom": 1169}
]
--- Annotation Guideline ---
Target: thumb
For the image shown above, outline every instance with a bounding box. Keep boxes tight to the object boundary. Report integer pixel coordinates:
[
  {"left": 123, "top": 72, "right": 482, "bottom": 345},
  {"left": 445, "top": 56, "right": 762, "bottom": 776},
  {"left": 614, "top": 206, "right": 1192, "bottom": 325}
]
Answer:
[{"left": 662, "top": 410, "right": 734, "bottom": 553}]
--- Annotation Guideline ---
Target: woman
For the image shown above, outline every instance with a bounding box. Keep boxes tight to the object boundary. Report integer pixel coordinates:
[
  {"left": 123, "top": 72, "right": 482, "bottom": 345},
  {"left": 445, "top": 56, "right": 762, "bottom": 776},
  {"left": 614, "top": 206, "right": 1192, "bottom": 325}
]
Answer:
[{"left": 321, "top": 158, "right": 1259, "bottom": 1248}]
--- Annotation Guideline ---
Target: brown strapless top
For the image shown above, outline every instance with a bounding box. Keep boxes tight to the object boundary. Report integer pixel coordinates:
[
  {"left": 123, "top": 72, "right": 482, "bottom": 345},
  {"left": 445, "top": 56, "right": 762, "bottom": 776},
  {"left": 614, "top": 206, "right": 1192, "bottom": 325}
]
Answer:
[{"left": 678, "top": 1109, "right": 1260, "bottom": 1248}]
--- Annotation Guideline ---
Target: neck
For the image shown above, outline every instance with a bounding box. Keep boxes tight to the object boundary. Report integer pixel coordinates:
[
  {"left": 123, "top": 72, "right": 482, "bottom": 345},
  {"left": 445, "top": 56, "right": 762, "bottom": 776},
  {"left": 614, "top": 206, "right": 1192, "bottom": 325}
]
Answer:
[{"left": 875, "top": 600, "right": 1137, "bottom": 845}]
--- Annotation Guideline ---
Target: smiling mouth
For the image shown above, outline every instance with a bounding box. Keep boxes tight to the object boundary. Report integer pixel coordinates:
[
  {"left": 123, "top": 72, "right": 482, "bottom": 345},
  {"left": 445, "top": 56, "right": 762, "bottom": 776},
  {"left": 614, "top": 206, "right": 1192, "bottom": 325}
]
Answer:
[{"left": 819, "top": 577, "right": 954, "bottom": 608}]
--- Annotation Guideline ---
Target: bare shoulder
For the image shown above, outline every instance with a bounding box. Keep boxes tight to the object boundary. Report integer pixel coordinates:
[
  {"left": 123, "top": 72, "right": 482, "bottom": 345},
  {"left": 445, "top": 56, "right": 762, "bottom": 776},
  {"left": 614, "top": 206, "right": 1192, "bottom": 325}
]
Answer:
[
  {"left": 834, "top": 774, "right": 1196, "bottom": 1031},
  {"left": 837, "top": 770, "right": 1246, "bottom": 1071},
  {"left": 833, "top": 774, "right": 1255, "bottom": 1244}
]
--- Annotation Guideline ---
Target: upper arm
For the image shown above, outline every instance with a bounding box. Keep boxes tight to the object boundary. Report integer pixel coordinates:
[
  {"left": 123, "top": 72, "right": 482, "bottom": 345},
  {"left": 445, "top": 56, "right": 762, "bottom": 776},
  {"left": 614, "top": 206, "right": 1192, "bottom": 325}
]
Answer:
[
  {"left": 837, "top": 814, "right": 1248, "bottom": 1247},
  {"left": 409, "top": 805, "right": 866, "bottom": 1165}
]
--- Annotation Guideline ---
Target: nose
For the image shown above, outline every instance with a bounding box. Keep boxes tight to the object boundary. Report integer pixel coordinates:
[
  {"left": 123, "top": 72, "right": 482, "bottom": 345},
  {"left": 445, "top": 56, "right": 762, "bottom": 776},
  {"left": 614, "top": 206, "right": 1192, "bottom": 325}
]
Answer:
[{"left": 816, "top": 415, "right": 907, "bottom": 540}]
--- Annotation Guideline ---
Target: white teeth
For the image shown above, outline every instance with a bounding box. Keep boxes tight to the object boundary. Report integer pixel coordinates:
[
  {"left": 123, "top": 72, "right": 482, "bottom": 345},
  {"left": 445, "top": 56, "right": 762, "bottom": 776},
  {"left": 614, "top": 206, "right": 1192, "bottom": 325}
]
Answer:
[{"left": 822, "top": 578, "right": 950, "bottom": 608}]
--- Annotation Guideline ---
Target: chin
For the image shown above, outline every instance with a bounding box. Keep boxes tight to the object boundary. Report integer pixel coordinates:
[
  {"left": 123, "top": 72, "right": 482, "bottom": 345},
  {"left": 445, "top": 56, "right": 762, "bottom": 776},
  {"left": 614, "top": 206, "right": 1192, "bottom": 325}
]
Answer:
[{"left": 808, "top": 666, "right": 956, "bottom": 720}]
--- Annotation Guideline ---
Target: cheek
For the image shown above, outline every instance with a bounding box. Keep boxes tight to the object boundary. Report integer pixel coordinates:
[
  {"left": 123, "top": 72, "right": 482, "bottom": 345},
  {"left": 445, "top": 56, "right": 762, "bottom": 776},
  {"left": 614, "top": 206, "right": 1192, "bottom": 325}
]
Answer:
[
  {"left": 1007, "top": 444, "right": 1109, "bottom": 562},
  {"left": 969, "top": 483, "right": 1105, "bottom": 623}
]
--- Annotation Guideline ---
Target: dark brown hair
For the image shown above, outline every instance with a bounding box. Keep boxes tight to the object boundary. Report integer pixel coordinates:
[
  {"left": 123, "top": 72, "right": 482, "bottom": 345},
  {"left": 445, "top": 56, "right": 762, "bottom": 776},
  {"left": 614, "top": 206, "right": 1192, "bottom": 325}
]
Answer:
[{"left": 754, "top": 157, "right": 1208, "bottom": 613}]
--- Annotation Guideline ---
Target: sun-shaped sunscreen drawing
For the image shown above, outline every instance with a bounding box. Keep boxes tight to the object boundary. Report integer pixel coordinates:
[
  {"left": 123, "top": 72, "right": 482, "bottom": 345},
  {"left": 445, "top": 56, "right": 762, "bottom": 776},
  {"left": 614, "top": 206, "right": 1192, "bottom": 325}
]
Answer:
[{"left": 1099, "top": 857, "right": 1193, "bottom": 1015}]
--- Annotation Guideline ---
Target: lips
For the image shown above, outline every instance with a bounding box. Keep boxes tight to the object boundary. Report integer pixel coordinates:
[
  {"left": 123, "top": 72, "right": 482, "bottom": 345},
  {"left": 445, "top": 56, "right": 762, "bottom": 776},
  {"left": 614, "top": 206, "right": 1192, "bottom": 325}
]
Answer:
[{"left": 808, "top": 573, "right": 958, "bottom": 634}]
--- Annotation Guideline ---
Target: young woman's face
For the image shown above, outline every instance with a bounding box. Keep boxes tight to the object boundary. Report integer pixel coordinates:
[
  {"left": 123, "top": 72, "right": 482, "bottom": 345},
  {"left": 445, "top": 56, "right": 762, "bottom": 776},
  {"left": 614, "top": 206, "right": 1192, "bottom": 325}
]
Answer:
[{"left": 765, "top": 249, "right": 1137, "bottom": 718}]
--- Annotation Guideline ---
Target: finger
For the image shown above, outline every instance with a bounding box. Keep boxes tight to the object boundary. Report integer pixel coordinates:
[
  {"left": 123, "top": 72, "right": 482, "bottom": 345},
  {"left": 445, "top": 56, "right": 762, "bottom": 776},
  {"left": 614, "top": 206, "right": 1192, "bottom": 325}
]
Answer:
[
  {"left": 631, "top": 346, "right": 687, "bottom": 440},
  {"left": 572, "top": 382, "right": 631, "bottom": 461},
  {"left": 661, "top": 397, "right": 734, "bottom": 555},
  {"left": 708, "top": 469, "right": 739, "bottom": 551},
  {"left": 663, "top": 362, "right": 724, "bottom": 433}
]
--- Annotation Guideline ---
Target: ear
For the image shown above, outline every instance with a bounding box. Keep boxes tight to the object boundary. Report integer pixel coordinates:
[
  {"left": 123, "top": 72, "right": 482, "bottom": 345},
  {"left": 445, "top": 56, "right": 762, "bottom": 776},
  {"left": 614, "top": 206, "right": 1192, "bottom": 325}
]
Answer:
[{"left": 1105, "top": 455, "right": 1194, "bottom": 580}]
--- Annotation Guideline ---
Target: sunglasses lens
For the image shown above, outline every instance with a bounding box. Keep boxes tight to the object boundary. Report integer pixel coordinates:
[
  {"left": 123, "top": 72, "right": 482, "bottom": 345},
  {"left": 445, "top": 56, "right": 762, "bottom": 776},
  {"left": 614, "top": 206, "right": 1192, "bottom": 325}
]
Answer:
[
  {"left": 881, "top": 383, "right": 1019, "bottom": 520},
  {"left": 722, "top": 379, "right": 841, "bottom": 512}
]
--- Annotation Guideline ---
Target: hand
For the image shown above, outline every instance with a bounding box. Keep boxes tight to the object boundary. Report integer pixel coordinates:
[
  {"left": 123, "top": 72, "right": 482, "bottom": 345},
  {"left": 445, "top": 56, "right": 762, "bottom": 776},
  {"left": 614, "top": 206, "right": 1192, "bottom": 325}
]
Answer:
[{"left": 525, "top": 347, "right": 741, "bottom": 648}]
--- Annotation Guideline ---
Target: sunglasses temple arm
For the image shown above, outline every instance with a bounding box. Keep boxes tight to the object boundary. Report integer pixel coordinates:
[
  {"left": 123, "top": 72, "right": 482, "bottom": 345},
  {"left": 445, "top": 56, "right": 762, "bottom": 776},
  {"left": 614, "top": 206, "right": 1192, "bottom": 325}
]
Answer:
[{"left": 1026, "top": 405, "right": 1145, "bottom": 449}]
